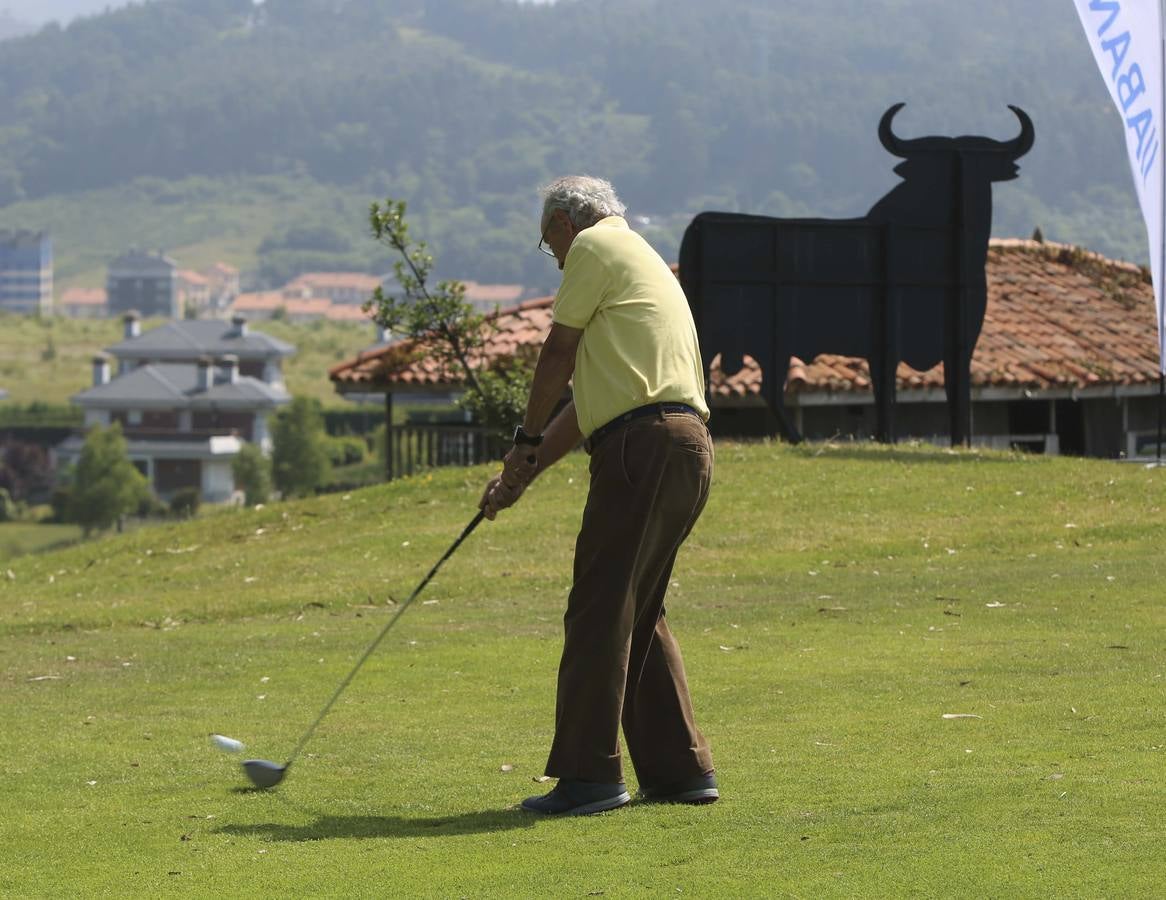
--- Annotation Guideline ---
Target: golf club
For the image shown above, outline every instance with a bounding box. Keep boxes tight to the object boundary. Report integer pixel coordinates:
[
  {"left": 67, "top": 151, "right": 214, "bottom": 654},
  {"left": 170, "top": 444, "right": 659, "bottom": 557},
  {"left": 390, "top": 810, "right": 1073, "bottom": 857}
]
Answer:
[{"left": 242, "top": 509, "right": 486, "bottom": 789}]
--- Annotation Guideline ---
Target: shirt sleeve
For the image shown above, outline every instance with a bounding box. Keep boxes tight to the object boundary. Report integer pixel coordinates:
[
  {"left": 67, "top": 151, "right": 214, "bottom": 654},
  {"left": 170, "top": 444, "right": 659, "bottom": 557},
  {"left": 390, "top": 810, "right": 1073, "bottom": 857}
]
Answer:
[{"left": 551, "top": 240, "right": 608, "bottom": 329}]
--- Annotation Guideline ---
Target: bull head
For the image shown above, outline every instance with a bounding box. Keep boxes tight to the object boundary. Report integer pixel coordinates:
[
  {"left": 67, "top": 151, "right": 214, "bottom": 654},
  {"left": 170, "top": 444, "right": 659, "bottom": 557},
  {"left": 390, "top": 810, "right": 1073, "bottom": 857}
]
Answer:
[{"left": 878, "top": 103, "right": 1034, "bottom": 161}]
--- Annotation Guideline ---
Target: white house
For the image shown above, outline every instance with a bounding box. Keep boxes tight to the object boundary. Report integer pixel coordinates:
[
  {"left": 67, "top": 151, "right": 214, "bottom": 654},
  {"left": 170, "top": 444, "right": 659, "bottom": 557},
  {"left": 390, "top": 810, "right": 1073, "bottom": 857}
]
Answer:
[{"left": 57, "top": 314, "right": 295, "bottom": 503}]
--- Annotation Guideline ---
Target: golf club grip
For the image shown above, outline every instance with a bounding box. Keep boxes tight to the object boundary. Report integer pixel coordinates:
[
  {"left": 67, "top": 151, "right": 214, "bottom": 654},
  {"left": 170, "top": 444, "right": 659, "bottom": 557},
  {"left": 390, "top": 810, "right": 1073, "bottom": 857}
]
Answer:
[{"left": 285, "top": 510, "right": 486, "bottom": 765}]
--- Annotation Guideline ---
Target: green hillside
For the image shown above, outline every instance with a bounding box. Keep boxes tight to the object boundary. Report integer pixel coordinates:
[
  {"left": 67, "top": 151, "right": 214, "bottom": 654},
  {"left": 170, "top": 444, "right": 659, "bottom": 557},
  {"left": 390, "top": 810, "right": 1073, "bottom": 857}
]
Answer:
[
  {"left": 0, "top": 0, "right": 1151, "bottom": 294},
  {"left": 2, "top": 443, "right": 1164, "bottom": 894}
]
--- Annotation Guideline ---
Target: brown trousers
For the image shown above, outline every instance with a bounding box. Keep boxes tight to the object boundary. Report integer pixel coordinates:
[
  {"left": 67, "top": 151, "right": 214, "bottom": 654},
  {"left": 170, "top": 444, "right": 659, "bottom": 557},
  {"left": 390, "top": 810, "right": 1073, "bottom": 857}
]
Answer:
[{"left": 544, "top": 409, "right": 715, "bottom": 784}]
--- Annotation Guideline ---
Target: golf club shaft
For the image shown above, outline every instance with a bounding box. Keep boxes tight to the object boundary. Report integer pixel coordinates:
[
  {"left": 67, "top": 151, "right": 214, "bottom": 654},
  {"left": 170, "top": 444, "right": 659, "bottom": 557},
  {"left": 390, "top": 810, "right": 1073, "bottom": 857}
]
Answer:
[{"left": 284, "top": 509, "right": 486, "bottom": 767}]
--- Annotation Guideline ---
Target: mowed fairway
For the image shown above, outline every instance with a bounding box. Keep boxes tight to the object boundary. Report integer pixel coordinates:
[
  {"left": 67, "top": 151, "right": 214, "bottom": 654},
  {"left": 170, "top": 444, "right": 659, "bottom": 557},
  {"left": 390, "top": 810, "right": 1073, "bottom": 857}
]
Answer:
[{"left": 2, "top": 442, "right": 1163, "bottom": 897}]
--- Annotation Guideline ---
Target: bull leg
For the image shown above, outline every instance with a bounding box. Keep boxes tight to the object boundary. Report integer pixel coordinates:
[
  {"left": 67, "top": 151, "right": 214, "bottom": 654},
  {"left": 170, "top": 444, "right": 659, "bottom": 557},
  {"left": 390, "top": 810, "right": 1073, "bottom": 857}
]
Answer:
[
  {"left": 870, "top": 354, "right": 898, "bottom": 444},
  {"left": 943, "top": 293, "right": 973, "bottom": 447},
  {"left": 766, "top": 360, "right": 802, "bottom": 444},
  {"left": 941, "top": 346, "right": 973, "bottom": 447}
]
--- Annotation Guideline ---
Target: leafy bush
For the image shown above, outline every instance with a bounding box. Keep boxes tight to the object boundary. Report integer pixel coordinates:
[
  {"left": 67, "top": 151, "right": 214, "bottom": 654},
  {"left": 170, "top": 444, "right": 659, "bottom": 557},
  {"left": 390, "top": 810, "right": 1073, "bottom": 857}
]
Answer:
[
  {"left": 49, "top": 486, "right": 72, "bottom": 524},
  {"left": 0, "top": 487, "right": 16, "bottom": 522},
  {"left": 232, "top": 443, "right": 272, "bottom": 505},
  {"left": 0, "top": 440, "right": 55, "bottom": 503},
  {"left": 325, "top": 435, "right": 367, "bottom": 467},
  {"left": 372, "top": 423, "right": 388, "bottom": 465},
  {"left": 271, "top": 397, "right": 331, "bottom": 497},
  {"left": 169, "top": 487, "right": 201, "bottom": 519},
  {"left": 68, "top": 424, "right": 152, "bottom": 535},
  {"left": 135, "top": 493, "right": 168, "bottom": 519}
]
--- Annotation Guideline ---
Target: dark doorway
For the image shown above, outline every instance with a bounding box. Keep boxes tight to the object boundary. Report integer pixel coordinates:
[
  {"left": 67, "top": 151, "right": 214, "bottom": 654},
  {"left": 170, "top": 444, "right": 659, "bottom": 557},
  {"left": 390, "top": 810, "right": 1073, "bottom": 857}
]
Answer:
[{"left": 1055, "top": 400, "right": 1086, "bottom": 456}]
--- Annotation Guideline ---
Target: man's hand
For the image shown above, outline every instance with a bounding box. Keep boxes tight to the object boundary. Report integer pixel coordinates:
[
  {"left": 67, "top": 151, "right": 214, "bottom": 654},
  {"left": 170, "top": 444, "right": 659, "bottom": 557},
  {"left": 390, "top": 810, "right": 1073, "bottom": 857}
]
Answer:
[
  {"left": 502, "top": 442, "right": 539, "bottom": 487},
  {"left": 479, "top": 472, "right": 527, "bottom": 521},
  {"left": 479, "top": 444, "right": 539, "bottom": 521}
]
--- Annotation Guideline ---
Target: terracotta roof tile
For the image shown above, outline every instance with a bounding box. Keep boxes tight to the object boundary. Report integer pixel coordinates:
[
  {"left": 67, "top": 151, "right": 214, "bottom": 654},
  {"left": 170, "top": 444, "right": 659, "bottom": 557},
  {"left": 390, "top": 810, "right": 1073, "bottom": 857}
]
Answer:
[
  {"left": 325, "top": 304, "right": 374, "bottom": 322},
  {"left": 460, "top": 280, "right": 525, "bottom": 304},
  {"left": 330, "top": 296, "right": 555, "bottom": 386},
  {"left": 286, "top": 272, "right": 382, "bottom": 291},
  {"left": 232, "top": 291, "right": 286, "bottom": 312},
  {"left": 709, "top": 239, "right": 1159, "bottom": 398},
  {"left": 330, "top": 240, "right": 1161, "bottom": 396},
  {"left": 60, "top": 287, "right": 107, "bottom": 306},
  {"left": 284, "top": 298, "right": 334, "bottom": 316}
]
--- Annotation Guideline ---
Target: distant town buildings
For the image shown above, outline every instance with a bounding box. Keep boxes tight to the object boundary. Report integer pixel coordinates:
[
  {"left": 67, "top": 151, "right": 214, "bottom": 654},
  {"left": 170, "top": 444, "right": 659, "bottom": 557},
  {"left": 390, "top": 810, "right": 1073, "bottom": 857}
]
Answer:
[
  {"left": 204, "top": 262, "right": 241, "bottom": 312},
  {"left": 58, "top": 287, "right": 108, "bottom": 319},
  {"left": 106, "top": 249, "right": 178, "bottom": 318},
  {"left": 283, "top": 272, "right": 383, "bottom": 305},
  {"left": 56, "top": 256, "right": 241, "bottom": 319},
  {"left": 52, "top": 255, "right": 526, "bottom": 326},
  {"left": 175, "top": 269, "right": 211, "bottom": 314},
  {"left": 227, "top": 272, "right": 529, "bottom": 323},
  {"left": 0, "top": 230, "right": 53, "bottom": 315},
  {"left": 57, "top": 313, "right": 295, "bottom": 502},
  {"left": 230, "top": 270, "right": 383, "bottom": 323},
  {"left": 460, "top": 280, "right": 524, "bottom": 312}
]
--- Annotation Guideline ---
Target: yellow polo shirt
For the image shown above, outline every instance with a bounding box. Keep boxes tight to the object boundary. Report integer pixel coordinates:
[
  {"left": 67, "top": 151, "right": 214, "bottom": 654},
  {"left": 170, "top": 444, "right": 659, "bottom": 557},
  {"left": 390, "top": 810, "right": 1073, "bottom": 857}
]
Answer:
[{"left": 552, "top": 216, "right": 710, "bottom": 438}]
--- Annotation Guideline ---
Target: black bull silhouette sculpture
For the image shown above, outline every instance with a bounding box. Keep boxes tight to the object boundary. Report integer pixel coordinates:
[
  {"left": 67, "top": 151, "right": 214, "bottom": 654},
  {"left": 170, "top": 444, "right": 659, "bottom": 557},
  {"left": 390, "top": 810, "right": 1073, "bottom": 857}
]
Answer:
[{"left": 679, "top": 103, "right": 1035, "bottom": 445}]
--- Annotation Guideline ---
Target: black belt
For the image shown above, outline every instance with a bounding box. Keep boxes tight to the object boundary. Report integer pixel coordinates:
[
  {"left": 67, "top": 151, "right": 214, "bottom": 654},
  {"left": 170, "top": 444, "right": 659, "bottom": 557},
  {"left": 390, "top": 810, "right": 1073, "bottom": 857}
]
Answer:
[{"left": 583, "top": 403, "right": 701, "bottom": 453}]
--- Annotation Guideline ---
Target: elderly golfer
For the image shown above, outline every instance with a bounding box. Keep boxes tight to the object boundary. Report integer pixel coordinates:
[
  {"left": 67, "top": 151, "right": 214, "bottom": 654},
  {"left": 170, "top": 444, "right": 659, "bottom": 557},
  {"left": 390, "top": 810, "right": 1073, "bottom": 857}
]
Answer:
[{"left": 480, "top": 175, "right": 717, "bottom": 816}]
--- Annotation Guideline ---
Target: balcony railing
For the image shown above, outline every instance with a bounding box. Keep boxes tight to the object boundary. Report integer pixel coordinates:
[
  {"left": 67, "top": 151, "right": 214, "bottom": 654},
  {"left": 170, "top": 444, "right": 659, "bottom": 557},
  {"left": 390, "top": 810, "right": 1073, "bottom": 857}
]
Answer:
[
  {"left": 118, "top": 427, "right": 250, "bottom": 441},
  {"left": 386, "top": 424, "right": 509, "bottom": 480}
]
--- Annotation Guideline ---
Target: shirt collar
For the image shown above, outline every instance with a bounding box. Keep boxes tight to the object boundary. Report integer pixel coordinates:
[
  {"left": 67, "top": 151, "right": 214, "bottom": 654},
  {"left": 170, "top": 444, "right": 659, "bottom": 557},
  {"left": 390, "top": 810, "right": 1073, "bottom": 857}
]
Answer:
[{"left": 594, "top": 216, "right": 628, "bottom": 230}]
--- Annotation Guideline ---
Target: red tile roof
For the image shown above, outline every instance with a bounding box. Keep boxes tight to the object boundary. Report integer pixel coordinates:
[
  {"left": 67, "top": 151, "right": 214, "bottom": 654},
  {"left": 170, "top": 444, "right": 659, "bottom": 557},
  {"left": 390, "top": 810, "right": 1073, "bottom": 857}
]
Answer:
[
  {"left": 286, "top": 272, "right": 383, "bottom": 292},
  {"left": 460, "top": 280, "right": 525, "bottom": 304},
  {"left": 176, "top": 269, "right": 210, "bottom": 286},
  {"left": 330, "top": 297, "right": 554, "bottom": 388},
  {"left": 59, "top": 287, "right": 107, "bottom": 306},
  {"left": 233, "top": 291, "right": 286, "bottom": 312},
  {"left": 284, "top": 298, "right": 334, "bottom": 317},
  {"left": 324, "top": 304, "right": 375, "bottom": 323},
  {"left": 330, "top": 240, "right": 1162, "bottom": 396}
]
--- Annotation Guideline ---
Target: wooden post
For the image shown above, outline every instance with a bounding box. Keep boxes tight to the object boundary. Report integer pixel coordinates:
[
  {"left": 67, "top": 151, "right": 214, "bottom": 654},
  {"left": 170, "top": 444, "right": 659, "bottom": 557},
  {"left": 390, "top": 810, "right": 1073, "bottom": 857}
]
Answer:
[{"left": 383, "top": 392, "right": 394, "bottom": 481}]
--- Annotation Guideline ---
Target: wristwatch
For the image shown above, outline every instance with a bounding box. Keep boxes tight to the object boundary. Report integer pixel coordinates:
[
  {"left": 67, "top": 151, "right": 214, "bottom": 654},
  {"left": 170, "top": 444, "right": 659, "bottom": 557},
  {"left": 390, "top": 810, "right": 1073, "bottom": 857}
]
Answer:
[{"left": 513, "top": 425, "right": 544, "bottom": 447}]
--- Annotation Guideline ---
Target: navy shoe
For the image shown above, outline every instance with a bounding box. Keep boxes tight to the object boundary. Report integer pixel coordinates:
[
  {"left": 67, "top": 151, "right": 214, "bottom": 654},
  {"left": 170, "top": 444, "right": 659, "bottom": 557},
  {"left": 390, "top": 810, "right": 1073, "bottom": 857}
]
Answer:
[
  {"left": 521, "top": 779, "right": 631, "bottom": 816},
  {"left": 637, "top": 773, "right": 719, "bottom": 804}
]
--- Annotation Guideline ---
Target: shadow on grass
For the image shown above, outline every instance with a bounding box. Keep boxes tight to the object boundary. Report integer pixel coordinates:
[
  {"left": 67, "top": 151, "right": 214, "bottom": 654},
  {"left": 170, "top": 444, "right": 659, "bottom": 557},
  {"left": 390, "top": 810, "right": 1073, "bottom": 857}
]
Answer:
[{"left": 215, "top": 807, "right": 536, "bottom": 841}]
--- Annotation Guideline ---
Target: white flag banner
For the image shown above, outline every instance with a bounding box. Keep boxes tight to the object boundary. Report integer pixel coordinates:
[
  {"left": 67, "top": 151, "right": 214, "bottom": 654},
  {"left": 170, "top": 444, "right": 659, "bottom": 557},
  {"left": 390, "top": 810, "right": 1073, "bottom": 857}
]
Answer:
[{"left": 1073, "top": 0, "right": 1166, "bottom": 373}]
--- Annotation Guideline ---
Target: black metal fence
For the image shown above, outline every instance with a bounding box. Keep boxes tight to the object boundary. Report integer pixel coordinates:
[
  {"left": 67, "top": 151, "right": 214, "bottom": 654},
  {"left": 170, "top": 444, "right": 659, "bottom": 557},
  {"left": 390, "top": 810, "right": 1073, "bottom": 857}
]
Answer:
[{"left": 385, "top": 424, "right": 509, "bottom": 480}]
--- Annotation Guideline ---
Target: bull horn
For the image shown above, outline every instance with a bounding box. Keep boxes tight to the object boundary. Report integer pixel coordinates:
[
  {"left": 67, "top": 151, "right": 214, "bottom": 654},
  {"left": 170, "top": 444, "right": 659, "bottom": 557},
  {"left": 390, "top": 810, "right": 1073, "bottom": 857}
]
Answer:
[
  {"left": 878, "top": 103, "right": 920, "bottom": 158},
  {"left": 1005, "top": 105, "right": 1035, "bottom": 157}
]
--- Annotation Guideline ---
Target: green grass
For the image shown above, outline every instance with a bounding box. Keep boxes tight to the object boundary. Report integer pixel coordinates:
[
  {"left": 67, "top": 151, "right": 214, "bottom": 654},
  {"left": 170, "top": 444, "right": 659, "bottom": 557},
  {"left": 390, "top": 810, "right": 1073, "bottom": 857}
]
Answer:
[
  {"left": 2, "top": 442, "right": 1164, "bottom": 897},
  {"left": 0, "top": 522, "right": 83, "bottom": 562},
  {"left": 0, "top": 313, "right": 379, "bottom": 407}
]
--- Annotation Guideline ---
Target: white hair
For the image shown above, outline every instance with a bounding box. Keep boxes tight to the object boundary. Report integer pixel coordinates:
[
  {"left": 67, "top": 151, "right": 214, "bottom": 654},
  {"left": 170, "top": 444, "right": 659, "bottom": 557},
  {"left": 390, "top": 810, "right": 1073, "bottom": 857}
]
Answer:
[{"left": 540, "top": 175, "right": 626, "bottom": 229}]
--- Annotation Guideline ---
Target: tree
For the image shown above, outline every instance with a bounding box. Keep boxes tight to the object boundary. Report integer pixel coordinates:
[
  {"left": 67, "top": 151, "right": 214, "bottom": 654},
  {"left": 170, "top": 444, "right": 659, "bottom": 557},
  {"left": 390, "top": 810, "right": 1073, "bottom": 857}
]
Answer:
[
  {"left": 0, "top": 440, "right": 54, "bottom": 504},
  {"left": 364, "top": 198, "right": 533, "bottom": 435},
  {"left": 271, "top": 397, "right": 331, "bottom": 497},
  {"left": 69, "top": 423, "right": 151, "bottom": 535},
  {"left": 232, "top": 442, "right": 272, "bottom": 505}
]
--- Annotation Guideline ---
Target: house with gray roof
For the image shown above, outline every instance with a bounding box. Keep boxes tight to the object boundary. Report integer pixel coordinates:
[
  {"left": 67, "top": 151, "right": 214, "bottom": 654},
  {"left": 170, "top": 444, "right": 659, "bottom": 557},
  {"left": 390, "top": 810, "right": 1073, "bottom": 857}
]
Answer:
[
  {"left": 56, "top": 315, "right": 294, "bottom": 503},
  {"left": 107, "top": 312, "right": 295, "bottom": 385},
  {"left": 107, "top": 249, "right": 179, "bottom": 319}
]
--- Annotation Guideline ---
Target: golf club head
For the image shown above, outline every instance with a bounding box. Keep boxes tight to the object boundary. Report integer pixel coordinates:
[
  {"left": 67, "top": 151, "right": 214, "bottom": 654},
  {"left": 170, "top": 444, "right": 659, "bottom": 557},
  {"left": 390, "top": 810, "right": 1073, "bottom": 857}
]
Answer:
[{"left": 242, "top": 759, "right": 287, "bottom": 789}]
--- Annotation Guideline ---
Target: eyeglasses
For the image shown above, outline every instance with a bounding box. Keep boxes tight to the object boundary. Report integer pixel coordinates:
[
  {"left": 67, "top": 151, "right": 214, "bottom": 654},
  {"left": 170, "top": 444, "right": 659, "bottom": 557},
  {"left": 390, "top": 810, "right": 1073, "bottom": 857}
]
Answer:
[{"left": 537, "top": 219, "right": 555, "bottom": 258}]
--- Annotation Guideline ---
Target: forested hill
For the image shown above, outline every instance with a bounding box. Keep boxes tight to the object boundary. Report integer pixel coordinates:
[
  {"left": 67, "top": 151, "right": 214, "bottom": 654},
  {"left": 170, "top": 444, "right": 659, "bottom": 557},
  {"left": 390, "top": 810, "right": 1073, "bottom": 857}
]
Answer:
[
  {"left": 0, "top": 12, "right": 35, "bottom": 41},
  {"left": 0, "top": 0, "right": 1146, "bottom": 292}
]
